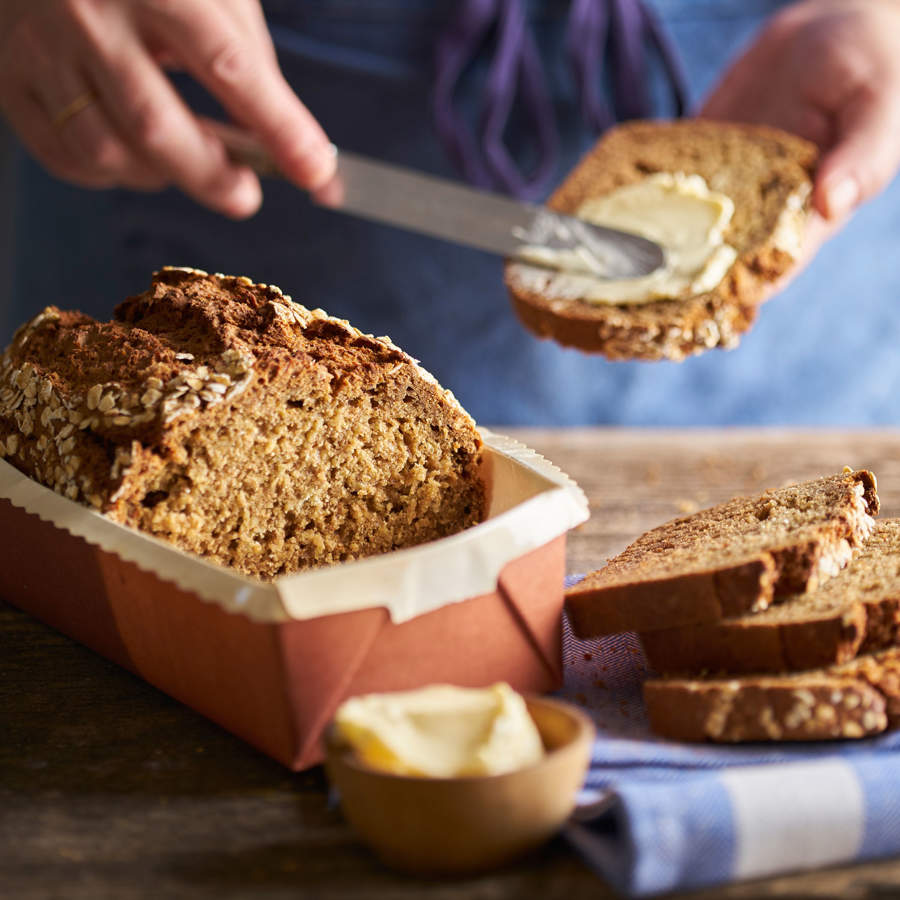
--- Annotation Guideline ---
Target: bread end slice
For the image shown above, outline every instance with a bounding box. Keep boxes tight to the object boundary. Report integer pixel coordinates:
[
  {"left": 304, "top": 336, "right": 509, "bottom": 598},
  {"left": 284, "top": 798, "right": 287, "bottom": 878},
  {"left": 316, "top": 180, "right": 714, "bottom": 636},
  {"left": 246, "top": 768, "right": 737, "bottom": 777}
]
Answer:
[
  {"left": 644, "top": 646, "right": 900, "bottom": 742},
  {"left": 505, "top": 119, "right": 817, "bottom": 361},
  {"left": 644, "top": 676, "right": 887, "bottom": 742}
]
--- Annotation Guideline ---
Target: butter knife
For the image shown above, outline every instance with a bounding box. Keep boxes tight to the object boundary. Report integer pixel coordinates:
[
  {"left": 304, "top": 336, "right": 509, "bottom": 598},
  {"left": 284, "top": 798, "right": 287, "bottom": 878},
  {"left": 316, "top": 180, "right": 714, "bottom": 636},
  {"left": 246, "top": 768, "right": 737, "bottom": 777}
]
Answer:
[{"left": 212, "top": 122, "right": 664, "bottom": 280}]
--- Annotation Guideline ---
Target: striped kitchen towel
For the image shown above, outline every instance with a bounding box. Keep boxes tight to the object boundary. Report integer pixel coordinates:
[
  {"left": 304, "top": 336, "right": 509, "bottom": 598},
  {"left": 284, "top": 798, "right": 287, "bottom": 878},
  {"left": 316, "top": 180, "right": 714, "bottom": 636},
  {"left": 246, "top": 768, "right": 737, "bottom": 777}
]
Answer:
[{"left": 559, "top": 575, "right": 900, "bottom": 896}]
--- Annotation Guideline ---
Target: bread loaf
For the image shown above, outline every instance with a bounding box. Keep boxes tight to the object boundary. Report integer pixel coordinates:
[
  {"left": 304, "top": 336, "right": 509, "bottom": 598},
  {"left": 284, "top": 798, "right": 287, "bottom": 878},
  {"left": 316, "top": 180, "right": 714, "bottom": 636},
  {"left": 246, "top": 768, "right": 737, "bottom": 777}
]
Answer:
[
  {"left": 566, "top": 469, "right": 879, "bottom": 637},
  {"left": 644, "top": 647, "right": 900, "bottom": 742},
  {"left": 641, "top": 520, "right": 900, "bottom": 675},
  {"left": 0, "top": 268, "right": 487, "bottom": 579},
  {"left": 505, "top": 120, "right": 816, "bottom": 361}
]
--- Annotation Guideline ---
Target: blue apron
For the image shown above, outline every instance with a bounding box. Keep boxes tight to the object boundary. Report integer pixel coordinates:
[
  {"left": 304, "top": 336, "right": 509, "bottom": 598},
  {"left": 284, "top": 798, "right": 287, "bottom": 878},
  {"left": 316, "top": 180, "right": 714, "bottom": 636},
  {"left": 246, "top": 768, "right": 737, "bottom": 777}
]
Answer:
[{"left": 8, "top": 0, "right": 900, "bottom": 425}]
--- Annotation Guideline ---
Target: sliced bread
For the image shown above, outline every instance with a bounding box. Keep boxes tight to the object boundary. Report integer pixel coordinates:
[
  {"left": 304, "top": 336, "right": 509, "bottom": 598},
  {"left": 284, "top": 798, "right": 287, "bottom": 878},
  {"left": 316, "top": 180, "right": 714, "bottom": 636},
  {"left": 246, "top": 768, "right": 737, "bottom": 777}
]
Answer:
[
  {"left": 0, "top": 268, "right": 487, "bottom": 578},
  {"left": 644, "top": 647, "right": 900, "bottom": 742},
  {"left": 565, "top": 469, "right": 879, "bottom": 638},
  {"left": 504, "top": 120, "right": 816, "bottom": 361},
  {"left": 641, "top": 520, "right": 900, "bottom": 675}
]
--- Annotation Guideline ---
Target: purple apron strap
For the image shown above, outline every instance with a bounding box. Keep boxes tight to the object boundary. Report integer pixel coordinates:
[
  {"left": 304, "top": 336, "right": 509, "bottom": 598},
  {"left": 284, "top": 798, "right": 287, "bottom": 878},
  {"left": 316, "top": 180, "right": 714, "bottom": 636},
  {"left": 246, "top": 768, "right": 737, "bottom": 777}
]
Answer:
[
  {"left": 608, "top": 0, "right": 651, "bottom": 118},
  {"left": 433, "top": 0, "right": 498, "bottom": 190},
  {"left": 433, "top": 0, "right": 689, "bottom": 198},
  {"left": 433, "top": 0, "right": 559, "bottom": 200},
  {"left": 640, "top": 1, "right": 689, "bottom": 116},
  {"left": 480, "top": 0, "right": 559, "bottom": 199},
  {"left": 566, "top": 0, "right": 615, "bottom": 133}
]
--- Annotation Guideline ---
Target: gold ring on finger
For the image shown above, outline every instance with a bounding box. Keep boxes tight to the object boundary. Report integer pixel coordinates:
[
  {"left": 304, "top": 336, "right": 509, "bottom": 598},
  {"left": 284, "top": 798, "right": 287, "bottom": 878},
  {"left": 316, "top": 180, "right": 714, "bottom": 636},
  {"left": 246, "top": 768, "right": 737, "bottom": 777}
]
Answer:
[{"left": 52, "top": 91, "right": 97, "bottom": 130}]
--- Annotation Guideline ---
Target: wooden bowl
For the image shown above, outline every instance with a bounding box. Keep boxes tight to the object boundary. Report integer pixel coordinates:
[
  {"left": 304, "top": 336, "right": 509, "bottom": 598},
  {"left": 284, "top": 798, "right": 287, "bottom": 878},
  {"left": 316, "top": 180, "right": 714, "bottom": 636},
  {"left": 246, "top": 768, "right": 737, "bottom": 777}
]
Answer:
[{"left": 324, "top": 694, "right": 595, "bottom": 875}]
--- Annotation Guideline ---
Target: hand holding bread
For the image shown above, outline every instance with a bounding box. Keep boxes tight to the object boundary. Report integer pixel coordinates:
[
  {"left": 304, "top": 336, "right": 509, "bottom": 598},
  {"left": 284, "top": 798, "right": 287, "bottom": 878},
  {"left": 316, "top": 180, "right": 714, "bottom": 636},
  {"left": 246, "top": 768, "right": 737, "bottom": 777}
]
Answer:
[
  {"left": 702, "top": 0, "right": 900, "bottom": 224},
  {"left": 505, "top": 120, "right": 817, "bottom": 360}
]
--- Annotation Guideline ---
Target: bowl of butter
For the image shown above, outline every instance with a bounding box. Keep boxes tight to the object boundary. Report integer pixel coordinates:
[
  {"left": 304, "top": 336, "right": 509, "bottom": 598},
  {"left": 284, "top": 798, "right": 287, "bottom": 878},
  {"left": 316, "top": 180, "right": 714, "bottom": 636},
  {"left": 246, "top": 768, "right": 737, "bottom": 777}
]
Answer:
[{"left": 324, "top": 683, "right": 594, "bottom": 874}]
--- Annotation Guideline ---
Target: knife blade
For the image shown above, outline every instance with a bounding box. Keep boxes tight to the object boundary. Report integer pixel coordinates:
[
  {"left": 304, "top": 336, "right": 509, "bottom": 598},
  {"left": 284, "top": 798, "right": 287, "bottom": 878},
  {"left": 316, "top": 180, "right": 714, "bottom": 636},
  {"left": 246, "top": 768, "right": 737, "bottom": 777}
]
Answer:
[{"left": 212, "top": 122, "right": 665, "bottom": 280}]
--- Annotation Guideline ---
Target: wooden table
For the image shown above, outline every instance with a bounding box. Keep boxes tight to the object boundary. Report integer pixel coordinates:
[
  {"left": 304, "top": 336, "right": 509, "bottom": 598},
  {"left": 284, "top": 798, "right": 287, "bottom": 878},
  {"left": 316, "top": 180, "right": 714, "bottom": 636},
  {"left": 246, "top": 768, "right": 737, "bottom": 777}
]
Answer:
[{"left": 5, "top": 428, "right": 900, "bottom": 899}]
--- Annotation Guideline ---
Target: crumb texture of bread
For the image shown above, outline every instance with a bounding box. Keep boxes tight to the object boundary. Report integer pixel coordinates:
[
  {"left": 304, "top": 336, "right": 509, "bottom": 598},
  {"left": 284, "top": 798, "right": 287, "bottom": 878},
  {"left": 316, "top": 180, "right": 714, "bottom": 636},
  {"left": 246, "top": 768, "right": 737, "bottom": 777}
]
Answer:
[
  {"left": 505, "top": 119, "right": 817, "bottom": 361},
  {"left": 0, "top": 268, "right": 486, "bottom": 579},
  {"left": 565, "top": 470, "right": 878, "bottom": 638},
  {"left": 641, "top": 519, "right": 900, "bottom": 675},
  {"left": 644, "top": 646, "right": 900, "bottom": 743}
]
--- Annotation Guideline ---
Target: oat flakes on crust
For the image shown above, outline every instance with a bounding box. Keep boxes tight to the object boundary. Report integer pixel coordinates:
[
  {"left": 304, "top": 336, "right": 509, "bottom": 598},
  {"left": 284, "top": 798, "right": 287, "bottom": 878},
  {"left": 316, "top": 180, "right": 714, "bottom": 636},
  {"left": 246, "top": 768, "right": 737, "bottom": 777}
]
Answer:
[{"left": 0, "top": 268, "right": 487, "bottom": 578}]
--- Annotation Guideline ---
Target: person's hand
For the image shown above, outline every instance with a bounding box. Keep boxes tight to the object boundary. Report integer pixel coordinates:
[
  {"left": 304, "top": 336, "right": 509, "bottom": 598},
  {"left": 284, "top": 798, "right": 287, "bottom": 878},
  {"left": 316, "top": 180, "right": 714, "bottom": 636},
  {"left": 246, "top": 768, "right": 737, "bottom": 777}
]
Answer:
[
  {"left": 0, "top": 0, "right": 337, "bottom": 218},
  {"left": 702, "top": 0, "right": 900, "bottom": 240}
]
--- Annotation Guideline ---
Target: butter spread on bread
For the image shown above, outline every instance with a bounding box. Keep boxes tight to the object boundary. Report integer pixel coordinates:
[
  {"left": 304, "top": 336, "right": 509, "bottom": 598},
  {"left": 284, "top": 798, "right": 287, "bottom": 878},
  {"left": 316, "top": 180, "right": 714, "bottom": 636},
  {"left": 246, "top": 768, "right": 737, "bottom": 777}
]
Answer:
[
  {"left": 505, "top": 120, "right": 817, "bottom": 360},
  {"left": 517, "top": 172, "right": 738, "bottom": 304}
]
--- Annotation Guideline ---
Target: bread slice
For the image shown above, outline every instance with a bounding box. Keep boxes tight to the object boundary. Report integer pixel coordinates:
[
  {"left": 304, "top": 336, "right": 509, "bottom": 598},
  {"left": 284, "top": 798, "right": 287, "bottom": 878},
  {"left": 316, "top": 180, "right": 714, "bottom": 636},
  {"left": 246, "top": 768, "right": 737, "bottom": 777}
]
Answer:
[
  {"left": 644, "top": 647, "right": 900, "bottom": 742},
  {"left": 504, "top": 120, "right": 817, "bottom": 361},
  {"left": 0, "top": 268, "right": 487, "bottom": 579},
  {"left": 641, "top": 520, "right": 900, "bottom": 675},
  {"left": 565, "top": 470, "right": 879, "bottom": 638}
]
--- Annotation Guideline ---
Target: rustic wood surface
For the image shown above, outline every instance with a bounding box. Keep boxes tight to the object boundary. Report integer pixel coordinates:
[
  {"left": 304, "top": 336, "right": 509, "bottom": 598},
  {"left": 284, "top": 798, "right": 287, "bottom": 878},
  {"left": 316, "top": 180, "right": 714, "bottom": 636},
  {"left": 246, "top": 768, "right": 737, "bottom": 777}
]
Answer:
[{"left": 5, "top": 427, "right": 900, "bottom": 899}]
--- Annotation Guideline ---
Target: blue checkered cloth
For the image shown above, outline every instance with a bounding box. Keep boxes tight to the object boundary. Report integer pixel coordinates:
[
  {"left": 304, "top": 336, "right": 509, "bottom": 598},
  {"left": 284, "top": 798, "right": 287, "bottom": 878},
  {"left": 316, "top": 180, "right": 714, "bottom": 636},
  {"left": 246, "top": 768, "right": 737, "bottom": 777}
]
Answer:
[{"left": 559, "top": 575, "right": 900, "bottom": 896}]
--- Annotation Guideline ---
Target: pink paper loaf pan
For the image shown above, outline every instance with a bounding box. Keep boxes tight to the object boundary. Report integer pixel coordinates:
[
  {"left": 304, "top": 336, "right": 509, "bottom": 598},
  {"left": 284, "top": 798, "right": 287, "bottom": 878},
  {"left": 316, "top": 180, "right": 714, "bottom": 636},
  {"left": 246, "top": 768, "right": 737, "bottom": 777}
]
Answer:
[{"left": 0, "top": 430, "right": 588, "bottom": 770}]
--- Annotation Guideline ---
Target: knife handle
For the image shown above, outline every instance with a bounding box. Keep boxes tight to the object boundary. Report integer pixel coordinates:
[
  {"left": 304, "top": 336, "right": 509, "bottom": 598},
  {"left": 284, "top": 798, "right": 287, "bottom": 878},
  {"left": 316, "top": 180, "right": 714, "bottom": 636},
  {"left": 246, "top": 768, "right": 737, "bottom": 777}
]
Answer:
[{"left": 205, "top": 119, "right": 281, "bottom": 178}]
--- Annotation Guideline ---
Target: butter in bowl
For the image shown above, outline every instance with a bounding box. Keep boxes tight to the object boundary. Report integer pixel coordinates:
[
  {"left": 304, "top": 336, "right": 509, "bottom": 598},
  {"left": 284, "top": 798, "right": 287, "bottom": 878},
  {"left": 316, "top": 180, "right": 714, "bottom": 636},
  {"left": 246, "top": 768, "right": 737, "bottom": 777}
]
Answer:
[{"left": 325, "top": 683, "right": 594, "bottom": 874}]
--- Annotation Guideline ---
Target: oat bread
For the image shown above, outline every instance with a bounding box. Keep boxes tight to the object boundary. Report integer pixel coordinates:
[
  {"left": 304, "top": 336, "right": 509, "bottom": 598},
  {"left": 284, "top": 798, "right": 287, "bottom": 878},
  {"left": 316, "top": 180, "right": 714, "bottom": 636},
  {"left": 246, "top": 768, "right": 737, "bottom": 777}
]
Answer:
[
  {"left": 505, "top": 120, "right": 816, "bottom": 361},
  {"left": 0, "top": 268, "right": 486, "bottom": 579},
  {"left": 566, "top": 470, "right": 879, "bottom": 638},
  {"left": 644, "top": 647, "right": 900, "bottom": 742},
  {"left": 641, "top": 520, "right": 900, "bottom": 675}
]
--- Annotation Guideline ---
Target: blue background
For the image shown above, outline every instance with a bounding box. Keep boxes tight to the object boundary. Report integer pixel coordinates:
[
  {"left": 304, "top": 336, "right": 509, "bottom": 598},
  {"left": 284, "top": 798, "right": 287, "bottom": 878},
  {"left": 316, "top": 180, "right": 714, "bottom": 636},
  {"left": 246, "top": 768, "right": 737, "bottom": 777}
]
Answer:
[{"left": 3, "top": 0, "right": 898, "bottom": 425}]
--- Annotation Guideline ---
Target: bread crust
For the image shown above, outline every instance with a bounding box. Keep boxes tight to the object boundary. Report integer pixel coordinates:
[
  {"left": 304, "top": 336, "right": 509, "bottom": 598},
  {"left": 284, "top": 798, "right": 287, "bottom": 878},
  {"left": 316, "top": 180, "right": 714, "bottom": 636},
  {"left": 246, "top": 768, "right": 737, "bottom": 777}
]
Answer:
[
  {"left": 640, "top": 606, "right": 869, "bottom": 675},
  {"left": 0, "top": 268, "right": 487, "bottom": 578},
  {"left": 565, "top": 470, "right": 879, "bottom": 638},
  {"left": 644, "top": 646, "right": 900, "bottom": 742},
  {"left": 566, "top": 557, "right": 777, "bottom": 636},
  {"left": 644, "top": 676, "right": 887, "bottom": 742},
  {"left": 504, "top": 119, "right": 818, "bottom": 361}
]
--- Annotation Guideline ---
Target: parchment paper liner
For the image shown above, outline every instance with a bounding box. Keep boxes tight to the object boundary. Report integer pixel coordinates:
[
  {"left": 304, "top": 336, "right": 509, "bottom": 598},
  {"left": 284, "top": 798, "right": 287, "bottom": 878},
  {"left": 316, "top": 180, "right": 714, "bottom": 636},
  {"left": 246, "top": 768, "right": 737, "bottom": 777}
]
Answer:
[{"left": 0, "top": 429, "right": 588, "bottom": 624}]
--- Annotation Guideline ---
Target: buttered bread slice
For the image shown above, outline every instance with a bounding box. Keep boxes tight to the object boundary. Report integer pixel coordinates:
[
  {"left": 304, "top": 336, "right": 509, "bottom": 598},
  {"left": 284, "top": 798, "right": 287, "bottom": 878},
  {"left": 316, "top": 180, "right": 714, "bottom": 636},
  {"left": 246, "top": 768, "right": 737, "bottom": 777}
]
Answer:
[
  {"left": 641, "top": 520, "right": 900, "bottom": 675},
  {"left": 566, "top": 470, "right": 879, "bottom": 637},
  {"left": 505, "top": 120, "right": 816, "bottom": 361}
]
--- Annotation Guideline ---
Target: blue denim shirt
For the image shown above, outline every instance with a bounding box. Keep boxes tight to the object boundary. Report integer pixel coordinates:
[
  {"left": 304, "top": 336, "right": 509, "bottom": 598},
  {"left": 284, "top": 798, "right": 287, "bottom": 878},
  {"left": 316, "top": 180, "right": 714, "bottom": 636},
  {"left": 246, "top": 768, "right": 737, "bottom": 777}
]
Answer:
[{"left": 8, "top": 1, "right": 900, "bottom": 425}]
